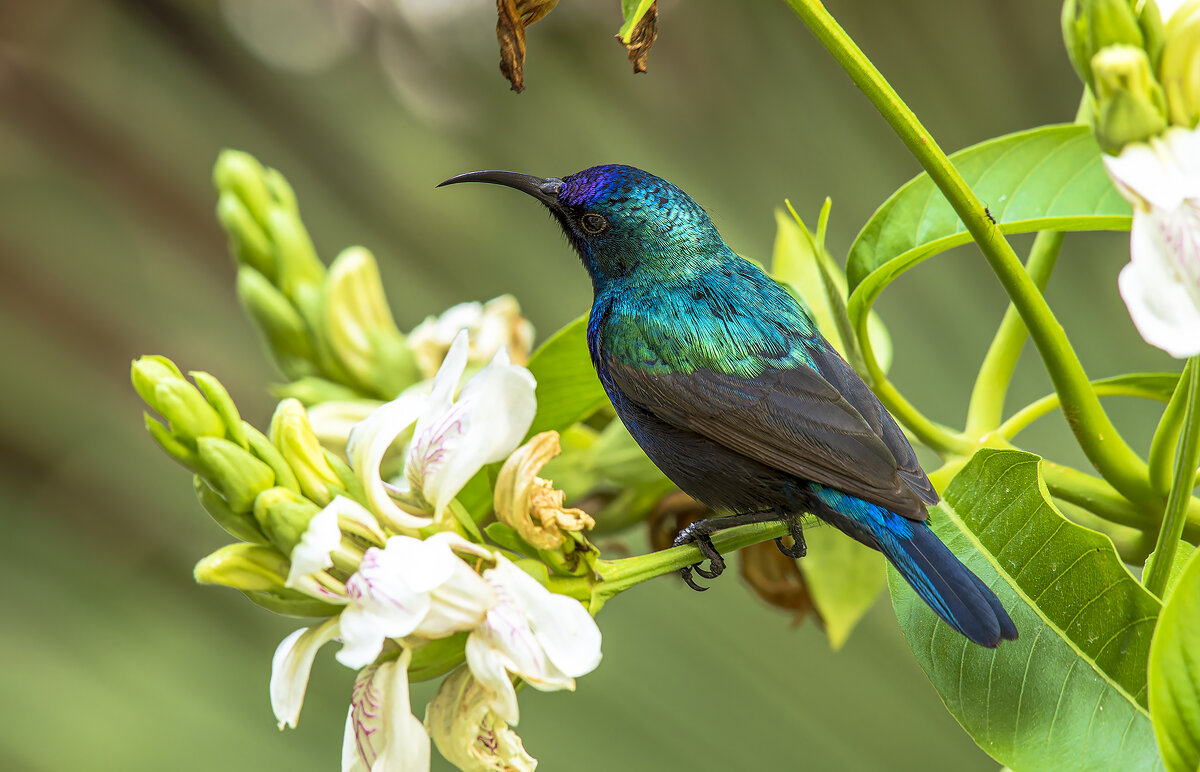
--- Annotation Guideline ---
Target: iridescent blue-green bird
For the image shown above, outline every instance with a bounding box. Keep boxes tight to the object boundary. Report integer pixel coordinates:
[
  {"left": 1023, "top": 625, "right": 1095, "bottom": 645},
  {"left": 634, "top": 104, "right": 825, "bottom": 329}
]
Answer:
[{"left": 441, "top": 164, "right": 1018, "bottom": 647}]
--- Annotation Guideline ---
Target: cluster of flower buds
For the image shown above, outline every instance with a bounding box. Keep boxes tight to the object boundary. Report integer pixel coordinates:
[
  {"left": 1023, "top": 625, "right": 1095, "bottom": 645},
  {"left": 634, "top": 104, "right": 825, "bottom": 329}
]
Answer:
[
  {"left": 136, "top": 324, "right": 604, "bottom": 770},
  {"left": 215, "top": 150, "right": 419, "bottom": 400},
  {"left": 1063, "top": 0, "right": 1200, "bottom": 356}
]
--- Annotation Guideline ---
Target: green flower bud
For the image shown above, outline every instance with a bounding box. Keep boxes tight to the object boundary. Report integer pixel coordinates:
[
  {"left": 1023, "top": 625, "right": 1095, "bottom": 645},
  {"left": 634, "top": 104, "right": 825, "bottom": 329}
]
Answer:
[
  {"left": 131, "top": 355, "right": 184, "bottom": 405},
  {"left": 133, "top": 356, "right": 226, "bottom": 446},
  {"left": 213, "top": 150, "right": 275, "bottom": 230},
  {"left": 236, "top": 265, "right": 317, "bottom": 381},
  {"left": 1161, "top": 0, "right": 1200, "bottom": 127},
  {"left": 194, "top": 542, "right": 290, "bottom": 590},
  {"left": 269, "top": 399, "right": 341, "bottom": 506},
  {"left": 321, "top": 449, "right": 368, "bottom": 509},
  {"left": 190, "top": 371, "right": 247, "bottom": 449},
  {"left": 1092, "top": 44, "right": 1169, "bottom": 151},
  {"left": 243, "top": 424, "right": 301, "bottom": 494},
  {"left": 196, "top": 436, "right": 276, "bottom": 514},
  {"left": 1063, "top": 0, "right": 1150, "bottom": 83},
  {"left": 271, "top": 376, "right": 364, "bottom": 405},
  {"left": 194, "top": 474, "right": 266, "bottom": 543},
  {"left": 216, "top": 192, "right": 276, "bottom": 279},
  {"left": 323, "top": 247, "right": 414, "bottom": 397},
  {"left": 266, "top": 206, "right": 325, "bottom": 308},
  {"left": 253, "top": 486, "right": 322, "bottom": 554},
  {"left": 241, "top": 587, "right": 342, "bottom": 618},
  {"left": 262, "top": 166, "right": 299, "bottom": 216},
  {"left": 143, "top": 412, "right": 198, "bottom": 469}
]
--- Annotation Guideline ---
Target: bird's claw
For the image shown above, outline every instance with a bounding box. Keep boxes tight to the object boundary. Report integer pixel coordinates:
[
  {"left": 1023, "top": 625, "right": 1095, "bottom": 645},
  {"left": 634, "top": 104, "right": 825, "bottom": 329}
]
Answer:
[
  {"left": 774, "top": 517, "right": 807, "bottom": 558},
  {"left": 675, "top": 530, "right": 727, "bottom": 591}
]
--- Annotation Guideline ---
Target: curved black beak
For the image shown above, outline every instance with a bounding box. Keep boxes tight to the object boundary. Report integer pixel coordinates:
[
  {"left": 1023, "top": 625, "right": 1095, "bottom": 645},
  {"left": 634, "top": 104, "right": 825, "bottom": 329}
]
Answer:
[{"left": 438, "top": 170, "right": 565, "bottom": 209}]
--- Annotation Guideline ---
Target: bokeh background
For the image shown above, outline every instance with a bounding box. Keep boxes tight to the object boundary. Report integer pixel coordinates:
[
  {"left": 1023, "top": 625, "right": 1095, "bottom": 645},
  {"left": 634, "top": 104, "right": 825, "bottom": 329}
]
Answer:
[{"left": 0, "top": 1, "right": 1175, "bottom": 770}]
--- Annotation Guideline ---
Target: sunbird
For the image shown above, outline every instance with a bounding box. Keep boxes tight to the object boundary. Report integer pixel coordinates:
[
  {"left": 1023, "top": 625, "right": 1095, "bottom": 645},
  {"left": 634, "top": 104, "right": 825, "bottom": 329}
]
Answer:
[{"left": 441, "top": 164, "right": 1018, "bottom": 647}]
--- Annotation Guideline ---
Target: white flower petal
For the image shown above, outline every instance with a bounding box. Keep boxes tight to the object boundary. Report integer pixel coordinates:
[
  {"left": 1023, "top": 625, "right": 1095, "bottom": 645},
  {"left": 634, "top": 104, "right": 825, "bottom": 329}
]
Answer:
[
  {"left": 286, "top": 502, "right": 342, "bottom": 588},
  {"left": 271, "top": 617, "right": 340, "bottom": 729},
  {"left": 1120, "top": 223, "right": 1200, "bottom": 357},
  {"left": 1104, "top": 127, "right": 1200, "bottom": 211},
  {"left": 487, "top": 558, "right": 602, "bottom": 679},
  {"left": 347, "top": 392, "right": 433, "bottom": 531},
  {"left": 413, "top": 349, "right": 537, "bottom": 518},
  {"left": 338, "top": 546, "right": 432, "bottom": 668},
  {"left": 465, "top": 626, "right": 522, "bottom": 725},
  {"left": 344, "top": 651, "right": 430, "bottom": 772}
]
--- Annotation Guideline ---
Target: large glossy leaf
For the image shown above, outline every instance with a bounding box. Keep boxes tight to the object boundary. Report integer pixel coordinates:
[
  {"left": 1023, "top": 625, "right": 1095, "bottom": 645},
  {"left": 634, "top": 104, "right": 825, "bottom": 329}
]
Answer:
[
  {"left": 889, "top": 448, "right": 1163, "bottom": 770},
  {"left": 845, "top": 125, "right": 1131, "bottom": 327},
  {"left": 525, "top": 314, "right": 608, "bottom": 439},
  {"left": 1148, "top": 546, "right": 1200, "bottom": 772}
]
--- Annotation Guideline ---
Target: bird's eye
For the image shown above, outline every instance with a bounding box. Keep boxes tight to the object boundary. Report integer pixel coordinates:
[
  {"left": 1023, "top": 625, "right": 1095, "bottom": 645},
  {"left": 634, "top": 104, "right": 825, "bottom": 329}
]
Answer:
[{"left": 580, "top": 213, "right": 608, "bottom": 234}]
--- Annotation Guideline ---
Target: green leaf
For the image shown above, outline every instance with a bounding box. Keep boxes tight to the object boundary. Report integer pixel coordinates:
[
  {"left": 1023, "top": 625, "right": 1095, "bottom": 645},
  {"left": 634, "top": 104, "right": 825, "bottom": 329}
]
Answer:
[
  {"left": 772, "top": 208, "right": 893, "bottom": 373},
  {"left": 1143, "top": 541, "right": 1196, "bottom": 601},
  {"left": 798, "top": 524, "right": 886, "bottom": 650},
  {"left": 618, "top": 0, "right": 656, "bottom": 42},
  {"left": 1148, "top": 546, "right": 1200, "bottom": 771},
  {"left": 846, "top": 124, "right": 1131, "bottom": 303},
  {"left": 525, "top": 315, "right": 608, "bottom": 438},
  {"left": 890, "top": 448, "right": 1163, "bottom": 769}
]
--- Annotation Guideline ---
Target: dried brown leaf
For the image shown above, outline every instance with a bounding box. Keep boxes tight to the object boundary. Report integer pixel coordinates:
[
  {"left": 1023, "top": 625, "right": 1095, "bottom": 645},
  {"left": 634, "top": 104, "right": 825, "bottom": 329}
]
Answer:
[
  {"left": 617, "top": 1, "right": 658, "bottom": 74},
  {"left": 496, "top": 0, "right": 559, "bottom": 92}
]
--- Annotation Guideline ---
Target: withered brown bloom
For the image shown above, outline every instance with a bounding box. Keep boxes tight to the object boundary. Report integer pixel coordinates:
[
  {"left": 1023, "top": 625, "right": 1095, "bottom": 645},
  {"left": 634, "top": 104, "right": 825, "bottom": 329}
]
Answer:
[{"left": 496, "top": 0, "right": 559, "bottom": 92}]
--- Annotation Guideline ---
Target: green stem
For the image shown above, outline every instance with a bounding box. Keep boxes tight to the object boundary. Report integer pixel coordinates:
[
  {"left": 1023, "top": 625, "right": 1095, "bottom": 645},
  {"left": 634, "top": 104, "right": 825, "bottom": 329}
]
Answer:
[
  {"left": 783, "top": 0, "right": 1154, "bottom": 505},
  {"left": 547, "top": 521, "right": 789, "bottom": 602},
  {"left": 1041, "top": 460, "right": 1150, "bottom": 529},
  {"left": 998, "top": 377, "right": 1178, "bottom": 441},
  {"left": 1149, "top": 359, "right": 1193, "bottom": 495},
  {"left": 965, "top": 231, "right": 1064, "bottom": 436},
  {"left": 1144, "top": 355, "right": 1200, "bottom": 598}
]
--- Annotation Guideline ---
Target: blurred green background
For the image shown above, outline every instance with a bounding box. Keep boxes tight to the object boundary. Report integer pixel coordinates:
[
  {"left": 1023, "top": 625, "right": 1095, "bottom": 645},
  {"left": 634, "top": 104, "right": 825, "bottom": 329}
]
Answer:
[{"left": 0, "top": 1, "right": 1176, "bottom": 770}]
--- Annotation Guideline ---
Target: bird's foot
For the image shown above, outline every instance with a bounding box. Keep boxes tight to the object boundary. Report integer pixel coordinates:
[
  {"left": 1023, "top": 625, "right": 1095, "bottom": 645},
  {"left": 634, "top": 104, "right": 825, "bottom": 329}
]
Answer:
[
  {"left": 774, "top": 515, "right": 807, "bottom": 559},
  {"left": 674, "top": 524, "right": 728, "bottom": 591}
]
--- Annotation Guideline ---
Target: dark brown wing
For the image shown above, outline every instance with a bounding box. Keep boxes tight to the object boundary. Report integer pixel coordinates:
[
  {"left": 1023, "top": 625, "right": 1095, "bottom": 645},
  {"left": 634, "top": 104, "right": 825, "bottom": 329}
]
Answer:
[
  {"left": 806, "top": 349, "right": 938, "bottom": 506},
  {"left": 605, "top": 352, "right": 931, "bottom": 520}
]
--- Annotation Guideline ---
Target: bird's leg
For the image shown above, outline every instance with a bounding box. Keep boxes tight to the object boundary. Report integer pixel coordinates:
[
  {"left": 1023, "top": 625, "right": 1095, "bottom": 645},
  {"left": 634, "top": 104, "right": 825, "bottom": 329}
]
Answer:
[
  {"left": 774, "top": 511, "right": 807, "bottom": 558},
  {"left": 672, "top": 508, "right": 786, "bottom": 591}
]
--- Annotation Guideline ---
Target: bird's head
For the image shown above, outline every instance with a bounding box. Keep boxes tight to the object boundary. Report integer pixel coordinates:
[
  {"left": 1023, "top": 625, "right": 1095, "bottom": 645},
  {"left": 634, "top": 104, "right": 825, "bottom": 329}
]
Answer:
[{"left": 440, "top": 164, "right": 728, "bottom": 288}]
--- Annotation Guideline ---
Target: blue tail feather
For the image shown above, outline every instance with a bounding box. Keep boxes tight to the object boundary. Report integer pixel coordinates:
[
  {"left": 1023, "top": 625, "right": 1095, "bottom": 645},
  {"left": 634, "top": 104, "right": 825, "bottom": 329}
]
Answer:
[{"left": 806, "top": 484, "right": 1018, "bottom": 647}]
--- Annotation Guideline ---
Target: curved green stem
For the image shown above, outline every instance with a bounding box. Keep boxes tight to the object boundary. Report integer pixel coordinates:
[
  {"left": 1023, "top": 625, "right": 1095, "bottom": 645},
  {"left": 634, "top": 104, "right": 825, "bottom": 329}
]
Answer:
[
  {"left": 546, "top": 521, "right": 789, "bottom": 602},
  {"left": 965, "top": 230, "right": 1064, "bottom": 436},
  {"left": 1041, "top": 460, "right": 1150, "bottom": 529},
  {"left": 1144, "top": 355, "right": 1200, "bottom": 598},
  {"left": 1149, "top": 358, "right": 1192, "bottom": 495},
  {"left": 783, "top": 0, "right": 1154, "bottom": 506},
  {"left": 998, "top": 376, "right": 1177, "bottom": 440}
]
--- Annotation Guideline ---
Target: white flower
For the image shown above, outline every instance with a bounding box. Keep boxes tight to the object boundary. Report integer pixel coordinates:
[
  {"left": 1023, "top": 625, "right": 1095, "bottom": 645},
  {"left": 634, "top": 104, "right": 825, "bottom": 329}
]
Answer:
[
  {"left": 271, "top": 617, "right": 340, "bottom": 730},
  {"left": 343, "top": 649, "right": 430, "bottom": 772},
  {"left": 286, "top": 496, "right": 386, "bottom": 590},
  {"left": 286, "top": 501, "right": 342, "bottom": 588},
  {"left": 409, "top": 295, "right": 535, "bottom": 379},
  {"left": 426, "top": 666, "right": 536, "bottom": 772},
  {"left": 465, "top": 557, "right": 602, "bottom": 724},
  {"left": 347, "top": 330, "right": 537, "bottom": 530},
  {"left": 1104, "top": 126, "right": 1200, "bottom": 357},
  {"left": 337, "top": 533, "right": 496, "bottom": 669}
]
